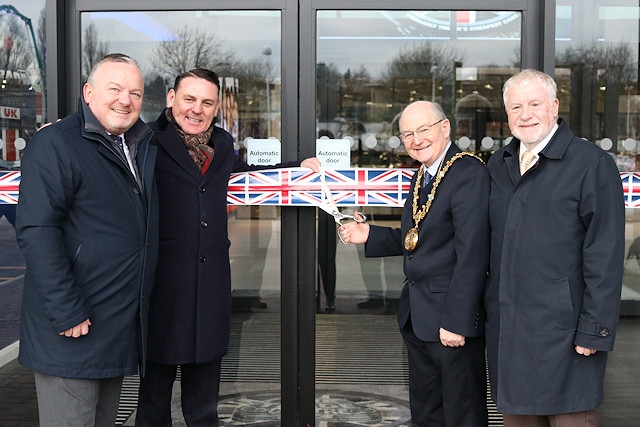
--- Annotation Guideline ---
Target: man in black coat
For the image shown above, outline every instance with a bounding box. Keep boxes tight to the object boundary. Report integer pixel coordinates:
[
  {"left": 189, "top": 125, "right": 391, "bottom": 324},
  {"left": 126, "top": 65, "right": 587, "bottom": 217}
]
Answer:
[
  {"left": 135, "top": 68, "right": 319, "bottom": 426},
  {"left": 16, "top": 53, "right": 158, "bottom": 426},
  {"left": 340, "top": 100, "right": 489, "bottom": 426}
]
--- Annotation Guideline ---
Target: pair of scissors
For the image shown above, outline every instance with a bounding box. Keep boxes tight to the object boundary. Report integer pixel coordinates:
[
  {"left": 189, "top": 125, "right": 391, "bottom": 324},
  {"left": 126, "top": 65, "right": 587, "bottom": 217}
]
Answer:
[{"left": 318, "top": 168, "right": 367, "bottom": 244}]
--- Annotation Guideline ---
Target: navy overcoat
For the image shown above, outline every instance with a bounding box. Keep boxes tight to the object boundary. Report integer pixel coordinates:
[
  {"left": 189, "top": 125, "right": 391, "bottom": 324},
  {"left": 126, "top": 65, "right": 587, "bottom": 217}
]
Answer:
[
  {"left": 16, "top": 99, "right": 158, "bottom": 378},
  {"left": 485, "top": 118, "right": 625, "bottom": 414}
]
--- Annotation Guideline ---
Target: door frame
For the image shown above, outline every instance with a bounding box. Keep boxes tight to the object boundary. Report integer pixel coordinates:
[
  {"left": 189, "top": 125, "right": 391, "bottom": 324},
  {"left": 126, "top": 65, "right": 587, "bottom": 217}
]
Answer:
[{"left": 46, "top": 0, "right": 554, "bottom": 424}]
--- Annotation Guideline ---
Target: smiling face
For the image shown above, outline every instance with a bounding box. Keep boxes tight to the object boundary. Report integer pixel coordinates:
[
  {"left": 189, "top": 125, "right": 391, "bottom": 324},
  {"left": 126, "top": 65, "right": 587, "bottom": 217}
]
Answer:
[
  {"left": 399, "top": 101, "right": 450, "bottom": 167},
  {"left": 504, "top": 76, "right": 559, "bottom": 149},
  {"left": 166, "top": 76, "right": 220, "bottom": 135},
  {"left": 82, "top": 61, "right": 144, "bottom": 135}
]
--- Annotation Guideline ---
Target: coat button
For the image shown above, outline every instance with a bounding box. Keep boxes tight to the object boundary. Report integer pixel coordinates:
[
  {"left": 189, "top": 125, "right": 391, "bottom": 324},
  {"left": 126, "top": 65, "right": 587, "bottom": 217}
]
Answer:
[
  {"left": 201, "top": 221, "right": 208, "bottom": 228},
  {"left": 199, "top": 187, "right": 206, "bottom": 193},
  {"left": 599, "top": 328, "right": 610, "bottom": 337},
  {"left": 132, "top": 187, "right": 140, "bottom": 194},
  {"left": 199, "top": 256, "right": 206, "bottom": 263}
]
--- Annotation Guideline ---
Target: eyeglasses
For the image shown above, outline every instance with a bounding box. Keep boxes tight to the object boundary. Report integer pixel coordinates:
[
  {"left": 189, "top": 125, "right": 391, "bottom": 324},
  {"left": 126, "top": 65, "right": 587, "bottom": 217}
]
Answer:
[{"left": 399, "top": 119, "right": 445, "bottom": 143}]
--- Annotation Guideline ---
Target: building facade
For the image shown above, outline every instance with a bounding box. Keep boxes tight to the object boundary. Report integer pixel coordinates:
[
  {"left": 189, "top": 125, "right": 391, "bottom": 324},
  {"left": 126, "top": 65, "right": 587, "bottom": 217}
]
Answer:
[{"left": 1, "top": 1, "right": 639, "bottom": 424}]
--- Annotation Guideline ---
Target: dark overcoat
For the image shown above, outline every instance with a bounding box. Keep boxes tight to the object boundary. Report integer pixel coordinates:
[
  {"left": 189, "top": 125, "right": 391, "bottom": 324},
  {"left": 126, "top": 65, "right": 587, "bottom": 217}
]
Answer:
[
  {"left": 16, "top": 99, "right": 158, "bottom": 378},
  {"left": 365, "top": 144, "right": 489, "bottom": 341},
  {"left": 147, "top": 110, "right": 298, "bottom": 364},
  {"left": 485, "top": 118, "right": 625, "bottom": 414}
]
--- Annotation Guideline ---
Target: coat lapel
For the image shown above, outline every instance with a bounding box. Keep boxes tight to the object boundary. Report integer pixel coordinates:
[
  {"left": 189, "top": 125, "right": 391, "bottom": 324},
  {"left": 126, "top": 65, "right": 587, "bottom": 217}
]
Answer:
[{"left": 157, "top": 126, "right": 203, "bottom": 179}]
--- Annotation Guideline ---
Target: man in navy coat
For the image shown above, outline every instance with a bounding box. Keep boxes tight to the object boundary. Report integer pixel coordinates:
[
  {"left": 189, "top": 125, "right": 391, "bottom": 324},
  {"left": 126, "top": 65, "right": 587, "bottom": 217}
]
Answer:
[
  {"left": 16, "top": 53, "right": 158, "bottom": 426},
  {"left": 340, "top": 100, "right": 489, "bottom": 426},
  {"left": 485, "top": 69, "right": 625, "bottom": 426},
  {"left": 135, "top": 68, "right": 320, "bottom": 426}
]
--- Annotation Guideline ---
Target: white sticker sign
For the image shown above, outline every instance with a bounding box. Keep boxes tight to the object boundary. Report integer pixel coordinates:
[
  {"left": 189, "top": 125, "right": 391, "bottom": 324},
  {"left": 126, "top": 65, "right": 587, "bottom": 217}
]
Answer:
[
  {"left": 245, "top": 138, "right": 281, "bottom": 166},
  {"left": 316, "top": 138, "right": 351, "bottom": 169}
]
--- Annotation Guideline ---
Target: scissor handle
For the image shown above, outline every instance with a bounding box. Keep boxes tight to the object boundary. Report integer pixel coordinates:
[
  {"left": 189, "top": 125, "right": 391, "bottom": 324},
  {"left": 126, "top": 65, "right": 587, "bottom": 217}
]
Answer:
[{"left": 352, "top": 211, "right": 367, "bottom": 223}]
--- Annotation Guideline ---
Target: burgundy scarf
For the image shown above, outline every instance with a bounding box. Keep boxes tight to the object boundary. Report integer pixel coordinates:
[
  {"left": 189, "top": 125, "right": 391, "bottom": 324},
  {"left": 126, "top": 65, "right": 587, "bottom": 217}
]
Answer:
[{"left": 166, "top": 108, "right": 215, "bottom": 174}]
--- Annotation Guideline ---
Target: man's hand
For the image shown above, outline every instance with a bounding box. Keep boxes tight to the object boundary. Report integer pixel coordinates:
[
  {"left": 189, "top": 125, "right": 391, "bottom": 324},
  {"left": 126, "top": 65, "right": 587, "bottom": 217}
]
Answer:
[
  {"left": 59, "top": 319, "right": 91, "bottom": 338},
  {"left": 338, "top": 212, "right": 370, "bottom": 245},
  {"left": 575, "top": 345, "right": 597, "bottom": 356},
  {"left": 439, "top": 327, "right": 466, "bottom": 347},
  {"left": 300, "top": 157, "right": 321, "bottom": 172}
]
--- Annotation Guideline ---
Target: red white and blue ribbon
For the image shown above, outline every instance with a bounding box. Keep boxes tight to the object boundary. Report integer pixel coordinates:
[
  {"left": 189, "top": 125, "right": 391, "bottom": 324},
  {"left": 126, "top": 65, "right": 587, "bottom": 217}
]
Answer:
[{"left": 2, "top": 169, "right": 640, "bottom": 208}]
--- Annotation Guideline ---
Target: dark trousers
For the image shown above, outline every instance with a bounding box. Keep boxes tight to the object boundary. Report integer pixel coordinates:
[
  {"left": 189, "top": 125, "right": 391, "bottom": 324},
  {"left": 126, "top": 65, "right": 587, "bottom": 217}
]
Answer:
[
  {"left": 503, "top": 411, "right": 599, "bottom": 427},
  {"left": 318, "top": 210, "right": 337, "bottom": 303},
  {"left": 136, "top": 359, "right": 222, "bottom": 427},
  {"left": 400, "top": 320, "right": 488, "bottom": 427}
]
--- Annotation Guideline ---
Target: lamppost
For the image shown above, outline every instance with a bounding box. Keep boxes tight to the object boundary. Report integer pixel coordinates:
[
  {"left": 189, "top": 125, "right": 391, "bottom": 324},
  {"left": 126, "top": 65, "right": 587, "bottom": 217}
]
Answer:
[
  {"left": 262, "top": 45, "right": 272, "bottom": 137},
  {"left": 430, "top": 65, "right": 438, "bottom": 102},
  {"left": 625, "top": 84, "right": 633, "bottom": 138}
]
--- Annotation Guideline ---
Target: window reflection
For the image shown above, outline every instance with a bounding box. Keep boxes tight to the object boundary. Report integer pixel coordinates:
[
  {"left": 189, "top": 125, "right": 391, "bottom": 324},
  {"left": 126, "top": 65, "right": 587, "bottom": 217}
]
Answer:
[
  {"left": 0, "top": 2, "right": 46, "bottom": 170},
  {"left": 81, "top": 11, "right": 281, "bottom": 144},
  {"left": 316, "top": 10, "right": 522, "bottom": 167}
]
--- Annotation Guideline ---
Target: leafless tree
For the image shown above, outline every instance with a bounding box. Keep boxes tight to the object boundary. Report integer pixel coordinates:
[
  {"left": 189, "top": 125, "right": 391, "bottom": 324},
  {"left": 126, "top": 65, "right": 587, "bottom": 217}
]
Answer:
[
  {"left": 82, "top": 23, "right": 110, "bottom": 82},
  {"left": 0, "top": 17, "right": 35, "bottom": 82},
  {"left": 150, "top": 26, "right": 236, "bottom": 80}
]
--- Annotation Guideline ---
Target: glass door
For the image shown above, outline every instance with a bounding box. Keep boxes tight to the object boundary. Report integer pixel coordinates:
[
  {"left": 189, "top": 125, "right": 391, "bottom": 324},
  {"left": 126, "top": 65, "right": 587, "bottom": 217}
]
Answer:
[
  {"left": 307, "top": 4, "right": 529, "bottom": 425},
  {"left": 75, "top": 5, "right": 296, "bottom": 425}
]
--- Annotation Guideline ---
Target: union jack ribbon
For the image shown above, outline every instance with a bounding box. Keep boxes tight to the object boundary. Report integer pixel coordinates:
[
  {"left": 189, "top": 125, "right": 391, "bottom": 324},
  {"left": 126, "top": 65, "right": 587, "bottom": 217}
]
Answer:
[
  {"left": 227, "top": 168, "right": 414, "bottom": 206},
  {"left": 621, "top": 173, "right": 640, "bottom": 208},
  {"left": 0, "top": 171, "right": 19, "bottom": 204},
  {"left": 2, "top": 169, "right": 640, "bottom": 208}
]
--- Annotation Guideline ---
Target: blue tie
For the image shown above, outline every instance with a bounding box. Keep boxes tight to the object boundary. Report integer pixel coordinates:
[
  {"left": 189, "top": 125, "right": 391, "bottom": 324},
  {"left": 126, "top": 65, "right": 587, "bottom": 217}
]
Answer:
[
  {"left": 109, "top": 134, "right": 124, "bottom": 152},
  {"left": 420, "top": 171, "right": 432, "bottom": 204}
]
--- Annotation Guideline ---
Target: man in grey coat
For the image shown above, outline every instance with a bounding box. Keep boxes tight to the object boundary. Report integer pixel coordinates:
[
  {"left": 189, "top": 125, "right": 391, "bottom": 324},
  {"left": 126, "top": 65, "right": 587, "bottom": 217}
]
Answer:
[
  {"left": 486, "top": 69, "right": 625, "bottom": 426},
  {"left": 16, "top": 53, "right": 158, "bottom": 427}
]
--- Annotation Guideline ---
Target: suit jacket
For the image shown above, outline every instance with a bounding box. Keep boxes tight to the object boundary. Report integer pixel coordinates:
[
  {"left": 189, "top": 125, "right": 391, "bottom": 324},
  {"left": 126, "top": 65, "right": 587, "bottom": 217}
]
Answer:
[
  {"left": 485, "top": 118, "right": 625, "bottom": 414},
  {"left": 366, "top": 144, "right": 489, "bottom": 342}
]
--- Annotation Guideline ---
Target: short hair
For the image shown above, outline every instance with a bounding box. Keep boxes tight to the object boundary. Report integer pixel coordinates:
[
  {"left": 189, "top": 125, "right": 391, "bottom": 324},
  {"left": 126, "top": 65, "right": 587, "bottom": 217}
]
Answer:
[
  {"left": 87, "top": 53, "right": 140, "bottom": 86},
  {"left": 503, "top": 69, "right": 557, "bottom": 109},
  {"left": 173, "top": 68, "right": 221, "bottom": 93}
]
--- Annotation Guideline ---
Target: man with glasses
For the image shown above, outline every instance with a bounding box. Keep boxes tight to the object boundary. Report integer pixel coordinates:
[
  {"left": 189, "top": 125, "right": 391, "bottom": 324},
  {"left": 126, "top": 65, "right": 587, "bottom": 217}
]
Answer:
[
  {"left": 485, "top": 69, "right": 624, "bottom": 426},
  {"left": 340, "top": 100, "right": 489, "bottom": 426}
]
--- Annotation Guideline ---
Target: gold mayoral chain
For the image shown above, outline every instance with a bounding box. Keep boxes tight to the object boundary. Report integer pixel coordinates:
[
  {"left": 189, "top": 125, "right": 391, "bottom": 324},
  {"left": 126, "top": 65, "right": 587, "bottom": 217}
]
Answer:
[{"left": 404, "top": 152, "right": 485, "bottom": 252}]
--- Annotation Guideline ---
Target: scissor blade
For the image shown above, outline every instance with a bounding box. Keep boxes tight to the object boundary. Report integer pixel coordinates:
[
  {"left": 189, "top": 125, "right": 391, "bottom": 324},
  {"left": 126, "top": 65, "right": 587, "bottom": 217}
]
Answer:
[{"left": 318, "top": 203, "right": 337, "bottom": 217}]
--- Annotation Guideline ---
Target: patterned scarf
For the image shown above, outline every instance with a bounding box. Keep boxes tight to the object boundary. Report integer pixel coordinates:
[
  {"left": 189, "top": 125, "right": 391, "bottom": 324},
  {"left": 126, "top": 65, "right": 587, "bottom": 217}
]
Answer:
[{"left": 166, "top": 108, "right": 215, "bottom": 174}]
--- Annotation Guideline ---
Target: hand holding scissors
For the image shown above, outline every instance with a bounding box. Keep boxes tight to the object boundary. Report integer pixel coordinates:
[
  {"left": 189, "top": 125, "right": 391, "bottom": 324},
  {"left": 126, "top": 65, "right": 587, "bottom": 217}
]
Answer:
[{"left": 318, "top": 168, "right": 367, "bottom": 244}]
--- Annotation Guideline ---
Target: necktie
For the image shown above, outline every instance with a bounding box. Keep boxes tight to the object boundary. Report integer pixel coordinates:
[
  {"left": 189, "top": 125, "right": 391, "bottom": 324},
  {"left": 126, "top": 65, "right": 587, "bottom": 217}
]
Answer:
[
  {"left": 420, "top": 171, "right": 432, "bottom": 204},
  {"left": 520, "top": 150, "right": 536, "bottom": 175},
  {"left": 109, "top": 135, "right": 138, "bottom": 182},
  {"left": 109, "top": 134, "right": 124, "bottom": 152}
]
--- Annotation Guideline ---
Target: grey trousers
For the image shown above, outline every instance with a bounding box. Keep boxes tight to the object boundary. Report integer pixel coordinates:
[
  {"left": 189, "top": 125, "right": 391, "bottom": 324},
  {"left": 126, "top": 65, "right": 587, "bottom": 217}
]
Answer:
[{"left": 34, "top": 372, "right": 123, "bottom": 427}]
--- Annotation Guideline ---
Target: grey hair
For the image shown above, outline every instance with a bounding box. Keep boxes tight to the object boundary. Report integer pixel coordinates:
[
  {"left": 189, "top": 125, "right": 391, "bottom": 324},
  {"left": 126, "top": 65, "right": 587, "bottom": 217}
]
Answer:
[
  {"left": 87, "top": 53, "right": 140, "bottom": 86},
  {"left": 503, "top": 69, "right": 557, "bottom": 109}
]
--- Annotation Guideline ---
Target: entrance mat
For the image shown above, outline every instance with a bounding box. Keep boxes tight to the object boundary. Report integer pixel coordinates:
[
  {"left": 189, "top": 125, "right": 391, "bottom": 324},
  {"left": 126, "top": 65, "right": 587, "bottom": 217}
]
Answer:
[{"left": 218, "top": 390, "right": 412, "bottom": 426}]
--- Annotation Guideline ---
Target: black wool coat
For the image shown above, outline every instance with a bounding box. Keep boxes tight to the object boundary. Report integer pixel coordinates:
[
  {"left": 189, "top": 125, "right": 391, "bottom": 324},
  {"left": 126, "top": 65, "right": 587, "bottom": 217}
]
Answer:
[{"left": 147, "top": 110, "right": 298, "bottom": 364}]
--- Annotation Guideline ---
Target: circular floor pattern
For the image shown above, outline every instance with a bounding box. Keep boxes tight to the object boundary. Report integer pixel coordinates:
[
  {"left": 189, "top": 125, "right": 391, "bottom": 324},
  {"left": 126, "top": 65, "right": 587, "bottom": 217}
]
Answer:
[{"left": 218, "top": 390, "right": 412, "bottom": 426}]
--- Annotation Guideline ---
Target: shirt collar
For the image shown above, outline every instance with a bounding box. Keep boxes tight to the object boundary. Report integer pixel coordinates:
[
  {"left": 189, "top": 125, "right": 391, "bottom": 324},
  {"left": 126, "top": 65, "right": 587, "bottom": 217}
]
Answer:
[
  {"left": 519, "top": 123, "right": 558, "bottom": 161},
  {"left": 425, "top": 141, "right": 451, "bottom": 176}
]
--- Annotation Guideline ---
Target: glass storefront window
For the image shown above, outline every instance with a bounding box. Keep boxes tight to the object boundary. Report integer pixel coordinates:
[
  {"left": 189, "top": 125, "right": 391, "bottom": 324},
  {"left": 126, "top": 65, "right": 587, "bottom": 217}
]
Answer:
[
  {"left": 556, "top": 1, "right": 640, "bottom": 314},
  {"left": 0, "top": 1, "right": 44, "bottom": 345},
  {"left": 316, "top": 10, "right": 521, "bottom": 168},
  {"left": 0, "top": 2, "right": 45, "bottom": 171},
  {"left": 315, "top": 9, "right": 522, "bottom": 309}
]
